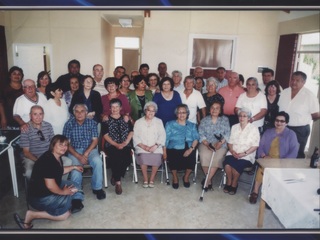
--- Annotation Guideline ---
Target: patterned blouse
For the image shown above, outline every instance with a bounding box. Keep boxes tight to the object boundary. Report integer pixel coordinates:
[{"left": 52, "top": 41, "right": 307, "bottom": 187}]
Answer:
[
  {"left": 198, "top": 115, "right": 230, "bottom": 148},
  {"left": 102, "top": 115, "right": 133, "bottom": 148}
]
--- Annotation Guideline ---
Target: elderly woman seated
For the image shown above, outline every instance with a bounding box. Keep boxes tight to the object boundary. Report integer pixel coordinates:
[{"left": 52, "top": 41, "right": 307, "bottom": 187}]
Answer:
[
  {"left": 163, "top": 104, "right": 199, "bottom": 189},
  {"left": 102, "top": 98, "right": 134, "bottom": 195},
  {"left": 223, "top": 107, "right": 260, "bottom": 195},
  {"left": 198, "top": 101, "right": 230, "bottom": 191},
  {"left": 133, "top": 101, "right": 166, "bottom": 188},
  {"left": 249, "top": 111, "right": 299, "bottom": 204}
]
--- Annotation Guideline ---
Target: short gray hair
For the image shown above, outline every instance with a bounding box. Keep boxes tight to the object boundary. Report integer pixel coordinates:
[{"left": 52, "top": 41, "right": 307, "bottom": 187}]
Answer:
[
  {"left": 237, "top": 107, "right": 252, "bottom": 118},
  {"left": 144, "top": 101, "right": 158, "bottom": 113},
  {"left": 73, "top": 104, "right": 88, "bottom": 114},
  {"left": 206, "top": 77, "right": 218, "bottom": 87},
  {"left": 172, "top": 70, "right": 182, "bottom": 78}
]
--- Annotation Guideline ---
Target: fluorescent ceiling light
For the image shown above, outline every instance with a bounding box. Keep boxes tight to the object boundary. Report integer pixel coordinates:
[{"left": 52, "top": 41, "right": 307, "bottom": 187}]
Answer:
[{"left": 119, "top": 18, "right": 132, "bottom": 28}]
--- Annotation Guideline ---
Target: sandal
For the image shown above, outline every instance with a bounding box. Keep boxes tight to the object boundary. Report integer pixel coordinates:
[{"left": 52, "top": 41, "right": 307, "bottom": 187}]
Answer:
[
  {"left": 249, "top": 192, "right": 258, "bottom": 204},
  {"left": 229, "top": 185, "right": 238, "bottom": 195},
  {"left": 148, "top": 181, "right": 154, "bottom": 188},
  {"left": 143, "top": 182, "right": 149, "bottom": 188},
  {"left": 13, "top": 213, "right": 33, "bottom": 230},
  {"left": 223, "top": 185, "right": 231, "bottom": 193}
]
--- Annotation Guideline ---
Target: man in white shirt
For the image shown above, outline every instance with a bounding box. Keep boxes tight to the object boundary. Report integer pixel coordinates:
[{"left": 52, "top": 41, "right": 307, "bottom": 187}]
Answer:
[
  {"left": 180, "top": 76, "right": 206, "bottom": 124},
  {"left": 92, "top": 64, "right": 108, "bottom": 97},
  {"left": 278, "top": 71, "right": 320, "bottom": 158},
  {"left": 13, "top": 79, "right": 47, "bottom": 132}
]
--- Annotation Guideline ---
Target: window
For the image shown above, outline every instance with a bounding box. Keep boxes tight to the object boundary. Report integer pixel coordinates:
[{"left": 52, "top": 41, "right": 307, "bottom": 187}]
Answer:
[{"left": 188, "top": 34, "right": 236, "bottom": 70}]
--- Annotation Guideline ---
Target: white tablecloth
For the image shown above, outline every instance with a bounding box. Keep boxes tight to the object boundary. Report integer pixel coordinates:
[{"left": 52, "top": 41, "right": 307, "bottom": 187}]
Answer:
[{"left": 261, "top": 168, "right": 320, "bottom": 229}]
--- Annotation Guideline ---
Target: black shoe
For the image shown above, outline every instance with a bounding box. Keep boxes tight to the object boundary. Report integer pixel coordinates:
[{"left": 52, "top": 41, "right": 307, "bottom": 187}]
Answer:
[
  {"left": 183, "top": 175, "right": 190, "bottom": 188},
  {"left": 71, "top": 199, "right": 84, "bottom": 214},
  {"left": 93, "top": 189, "right": 106, "bottom": 200},
  {"left": 203, "top": 184, "right": 212, "bottom": 192},
  {"left": 172, "top": 182, "right": 179, "bottom": 189}
]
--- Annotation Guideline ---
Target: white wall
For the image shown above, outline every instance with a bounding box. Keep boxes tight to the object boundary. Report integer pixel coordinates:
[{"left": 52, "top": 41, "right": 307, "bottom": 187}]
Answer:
[
  {"left": 3, "top": 11, "right": 104, "bottom": 81},
  {"left": 1, "top": 10, "right": 318, "bottom": 87},
  {"left": 142, "top": 11, "right": 279, "bottom": 87}
]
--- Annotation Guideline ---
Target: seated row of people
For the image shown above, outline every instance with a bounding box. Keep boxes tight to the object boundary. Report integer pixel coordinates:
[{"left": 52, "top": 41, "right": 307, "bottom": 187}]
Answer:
[{"left": 14, "top": 98, "right": 299, "bottom": 230}]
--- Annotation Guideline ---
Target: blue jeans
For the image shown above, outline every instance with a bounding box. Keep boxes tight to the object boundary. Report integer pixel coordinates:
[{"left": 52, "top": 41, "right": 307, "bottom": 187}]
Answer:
[
  {"left": 68, "top": 148, "right": 103, "bottom": 191},
  {"left": 29, "top": 180, "right": 82, "bottom": 216}
]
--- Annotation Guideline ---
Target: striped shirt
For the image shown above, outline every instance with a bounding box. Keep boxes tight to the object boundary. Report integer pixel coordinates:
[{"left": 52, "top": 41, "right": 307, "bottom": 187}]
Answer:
[
  {"left": 63, "top": 117, "right": 98, "bottom": 149},
  {"left": 19, "top": 121, "right": 54, "bottom": 158}
]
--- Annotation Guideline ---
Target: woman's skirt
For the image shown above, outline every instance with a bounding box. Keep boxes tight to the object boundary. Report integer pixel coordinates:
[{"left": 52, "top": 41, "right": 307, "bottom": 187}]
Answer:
[
  {"left": 198, "top": 143, "right": 227, "bottom": 168},
  {"left": 223, "top": 155, "right": 253, "bottom": 174},
  {"left": 167, "top": 146, "right": 196, "bottom": 171},
  {"left": 136, "top": 153, "right": 162, "bottom": 167}
]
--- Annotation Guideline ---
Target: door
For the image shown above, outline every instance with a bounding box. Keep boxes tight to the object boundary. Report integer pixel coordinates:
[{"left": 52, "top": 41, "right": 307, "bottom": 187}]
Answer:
[{"left": 13, "top": 44, "right": 52, "bottom": 81}]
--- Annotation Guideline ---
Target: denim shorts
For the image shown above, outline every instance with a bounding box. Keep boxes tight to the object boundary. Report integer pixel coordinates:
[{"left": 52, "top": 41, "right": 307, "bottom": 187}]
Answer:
[{"left": 29, "top": 180, "right": 75, "bottom": 216}]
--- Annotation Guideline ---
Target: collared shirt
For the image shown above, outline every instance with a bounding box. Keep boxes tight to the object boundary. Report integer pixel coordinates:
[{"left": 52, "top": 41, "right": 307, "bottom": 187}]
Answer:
[
  {"left": 216, "top": 78, "right": 228, "bottom": 92},
  {"left": 93, "top": 79, "right": 108, "bottom": 97},
  {"left": 226, "top": 123, "right": 260, "bottom": 164},
  {"left": 63, "top": 117, "right": 98, "bottom": 149},
  {"left": 198, "top": 115, "right": 230, "bottom": 148},
  {"left": 20, "top": 121, "right": 54, "bottom": 158},
  {"left": 133, "top": 116, "right": 166, "bottom": 154},
  {"left": 218, "top": 85, "right": 245, "bottom": 115},
  {"left": 173, "top": 84, "right": 184, "bottom": 96},
  {"left": 278, "top": 87, "right": 319, "bottom": 126}
]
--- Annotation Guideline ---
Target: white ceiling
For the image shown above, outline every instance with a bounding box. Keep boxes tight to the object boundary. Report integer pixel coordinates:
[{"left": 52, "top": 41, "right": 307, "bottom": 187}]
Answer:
[
  {"left": 101, "top": 11, "right": 145, "bottom": 28},
  {"left": 100, "top": 10, "right": 320, "bottom": 28}
]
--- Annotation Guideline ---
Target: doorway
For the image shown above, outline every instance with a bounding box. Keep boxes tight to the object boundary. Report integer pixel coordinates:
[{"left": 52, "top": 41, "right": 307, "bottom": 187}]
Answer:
[
  {"left": 295, "top": 32, "right": 320, "bottom": 153},
  {"left": 114, "top": 37, "right": 140, "bottom": 75},
  {"left": 13, "top": 44, "right": 52, "bottom": 81}
]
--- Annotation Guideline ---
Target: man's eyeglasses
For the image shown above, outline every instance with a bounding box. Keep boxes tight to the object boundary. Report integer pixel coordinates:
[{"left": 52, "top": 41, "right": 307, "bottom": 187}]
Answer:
[
  {"left": 37, "top": 130, "right": 45, "bottom": 141},
  {"left": 275, "top": 119, "right": 286, "bottom": 123}
]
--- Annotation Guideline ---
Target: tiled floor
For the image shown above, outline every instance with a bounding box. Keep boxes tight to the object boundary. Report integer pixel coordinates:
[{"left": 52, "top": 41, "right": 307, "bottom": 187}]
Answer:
[{"left": 0, "top": 165, "right": 284, "bottom": 231}]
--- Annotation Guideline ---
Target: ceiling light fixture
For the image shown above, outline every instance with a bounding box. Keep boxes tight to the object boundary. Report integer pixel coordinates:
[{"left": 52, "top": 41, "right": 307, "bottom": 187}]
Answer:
[{"left": 119, "top": 18, "right": 133, "bottom": 28}]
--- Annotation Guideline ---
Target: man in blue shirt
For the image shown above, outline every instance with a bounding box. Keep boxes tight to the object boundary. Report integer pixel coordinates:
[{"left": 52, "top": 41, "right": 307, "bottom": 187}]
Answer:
[{"left": 63, "top": 104, "right": 105, "bottom": 212}]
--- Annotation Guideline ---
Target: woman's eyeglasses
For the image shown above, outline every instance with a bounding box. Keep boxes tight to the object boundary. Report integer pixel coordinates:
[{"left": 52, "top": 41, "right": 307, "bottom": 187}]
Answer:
[
  {"left": 275, "top": 119, "right": 286, "bottom": 123},
  {"left": 37, "top": 130, "right": 45, "bottom": 141}
]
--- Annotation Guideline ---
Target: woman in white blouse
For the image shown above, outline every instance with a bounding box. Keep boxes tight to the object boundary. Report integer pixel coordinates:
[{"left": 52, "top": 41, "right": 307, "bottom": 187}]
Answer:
[
  {"left": 235, "top": 77, "right": 267, "bottom": 134},
  {"left": 223, "top": 107, "right": 260, "bottom": 195},
  {"left": 44, "top": 82, "right": 69, "bottom": 134},
  {"left": 133, "top": 101, "right": 166, "bottom": 188}
]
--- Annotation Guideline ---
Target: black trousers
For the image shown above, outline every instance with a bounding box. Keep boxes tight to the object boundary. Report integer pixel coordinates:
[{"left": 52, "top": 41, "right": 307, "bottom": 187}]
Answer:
[{"left": 288, "top": 125, "right": 310, "bottom": 158}]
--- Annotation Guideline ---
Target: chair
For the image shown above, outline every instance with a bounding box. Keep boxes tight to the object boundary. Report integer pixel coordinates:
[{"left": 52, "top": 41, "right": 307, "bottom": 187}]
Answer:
[
  {"left": 132, "top": 149, "right": 170, "bottom": 185},
  {"left": 219, "top": 163, "right": 258, "bottom": 197},
  {"left": 192, "top": 149, "right": 200, "bottom": 183}
]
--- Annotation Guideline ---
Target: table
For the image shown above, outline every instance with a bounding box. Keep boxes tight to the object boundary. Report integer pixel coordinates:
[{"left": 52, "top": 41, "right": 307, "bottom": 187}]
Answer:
[
  {"left": 258, "top": 168, "right": 320, "bottom": 228},
  {"left": 0, "top": 129, "right": 21, "bottom": 198},
  {"left": 257, "top": 157, "right": 310, "bottom": 169}
]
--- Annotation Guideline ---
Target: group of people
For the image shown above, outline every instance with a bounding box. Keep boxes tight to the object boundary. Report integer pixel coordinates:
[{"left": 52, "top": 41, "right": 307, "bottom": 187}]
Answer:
[{"left": 0, "top": 59, "right": 319, "bottom": 230}]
